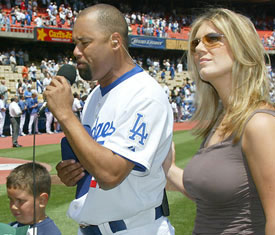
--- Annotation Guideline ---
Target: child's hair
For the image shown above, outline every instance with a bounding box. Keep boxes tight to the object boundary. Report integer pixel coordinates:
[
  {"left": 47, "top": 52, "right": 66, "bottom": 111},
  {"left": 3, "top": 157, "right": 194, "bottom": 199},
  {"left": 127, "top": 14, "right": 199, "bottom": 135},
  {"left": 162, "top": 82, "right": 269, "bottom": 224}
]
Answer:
[{"left": 6, "top": 162, "right": 51, "bottom": 197}]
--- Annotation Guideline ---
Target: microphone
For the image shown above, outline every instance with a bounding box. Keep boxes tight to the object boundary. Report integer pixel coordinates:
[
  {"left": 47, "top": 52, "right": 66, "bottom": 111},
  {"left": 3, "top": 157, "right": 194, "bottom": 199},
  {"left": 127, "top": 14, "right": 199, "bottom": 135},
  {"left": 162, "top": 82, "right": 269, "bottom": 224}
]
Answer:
[
  {"left": 38, "top": 64, "right": 77, "bottom": 115},
  {"left": 56, "top": 63, "right": 77, "bottom": 85}
]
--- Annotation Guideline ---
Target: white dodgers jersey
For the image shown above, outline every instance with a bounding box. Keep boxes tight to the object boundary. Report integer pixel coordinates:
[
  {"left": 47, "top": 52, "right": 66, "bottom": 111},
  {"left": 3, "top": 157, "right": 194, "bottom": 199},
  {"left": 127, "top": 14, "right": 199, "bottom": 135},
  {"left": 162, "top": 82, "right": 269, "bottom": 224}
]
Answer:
[{"left": 67, "top": 65, "right": 173, "bottom": 225}]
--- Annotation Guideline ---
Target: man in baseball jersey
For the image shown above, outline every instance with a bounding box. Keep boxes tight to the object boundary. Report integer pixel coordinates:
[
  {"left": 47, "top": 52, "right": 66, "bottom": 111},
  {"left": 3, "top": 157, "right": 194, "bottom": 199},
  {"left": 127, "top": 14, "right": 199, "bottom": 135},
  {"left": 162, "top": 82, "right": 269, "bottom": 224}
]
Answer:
[{"left": 44, "top": 4, "right": 174, "bottom": 235}]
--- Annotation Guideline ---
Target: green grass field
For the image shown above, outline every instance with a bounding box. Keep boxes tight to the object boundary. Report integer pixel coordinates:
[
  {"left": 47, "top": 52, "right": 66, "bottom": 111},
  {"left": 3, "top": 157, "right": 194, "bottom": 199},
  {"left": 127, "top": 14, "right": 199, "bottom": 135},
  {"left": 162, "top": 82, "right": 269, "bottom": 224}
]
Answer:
[{"left": 0, "top": 130, "right": 201, "bottom": 234}]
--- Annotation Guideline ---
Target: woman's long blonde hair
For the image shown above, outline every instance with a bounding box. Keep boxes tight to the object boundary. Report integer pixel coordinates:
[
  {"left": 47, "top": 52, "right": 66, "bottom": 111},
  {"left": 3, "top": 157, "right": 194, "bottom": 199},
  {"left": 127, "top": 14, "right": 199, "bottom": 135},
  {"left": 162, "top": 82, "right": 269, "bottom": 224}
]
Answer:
[{"left": 188, "top": 8, "right": 273, "bottom": 143}]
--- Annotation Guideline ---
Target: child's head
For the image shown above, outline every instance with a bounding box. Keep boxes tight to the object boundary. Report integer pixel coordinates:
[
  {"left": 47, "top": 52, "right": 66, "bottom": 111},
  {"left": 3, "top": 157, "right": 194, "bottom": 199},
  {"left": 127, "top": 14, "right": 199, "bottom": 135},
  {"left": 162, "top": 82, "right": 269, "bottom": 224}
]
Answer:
[{"left": 6, "top": 162, "right": 51, "bottom": 225}]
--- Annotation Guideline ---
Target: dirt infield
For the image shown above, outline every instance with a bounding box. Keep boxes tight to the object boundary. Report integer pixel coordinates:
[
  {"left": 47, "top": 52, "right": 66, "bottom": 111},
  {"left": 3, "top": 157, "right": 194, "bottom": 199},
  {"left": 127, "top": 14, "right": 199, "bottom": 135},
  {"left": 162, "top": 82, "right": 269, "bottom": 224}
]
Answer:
[
  {"left": 0, "top": 132, "right": 65, "bottom": 150},
  {"left": 0, "top": 157, "right": 54, "bottom": 185},
  {"left": 0, "top": 122, "right": 194, "bottom": 185}
]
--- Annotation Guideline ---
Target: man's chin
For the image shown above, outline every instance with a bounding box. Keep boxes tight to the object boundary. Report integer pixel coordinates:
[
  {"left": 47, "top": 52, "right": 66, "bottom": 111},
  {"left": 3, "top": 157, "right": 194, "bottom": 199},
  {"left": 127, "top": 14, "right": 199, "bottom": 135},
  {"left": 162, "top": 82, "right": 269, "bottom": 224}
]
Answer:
[{"left": 78, "top": 67, "right": 92, "bottom": 81}]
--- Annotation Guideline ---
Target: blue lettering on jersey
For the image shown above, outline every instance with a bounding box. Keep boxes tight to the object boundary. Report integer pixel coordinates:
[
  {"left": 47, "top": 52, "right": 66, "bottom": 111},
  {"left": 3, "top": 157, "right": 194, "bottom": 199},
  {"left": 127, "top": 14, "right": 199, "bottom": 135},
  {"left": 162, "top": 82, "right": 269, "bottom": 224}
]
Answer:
[
  {"left": 128, "top": 146, "right": 136, "bottom": 152},
  {"left": 129, "top": 113, "right": 148, "bottom": 145},
  {"left": 91, "top": 118, "right": 116, "bottom": 143}
]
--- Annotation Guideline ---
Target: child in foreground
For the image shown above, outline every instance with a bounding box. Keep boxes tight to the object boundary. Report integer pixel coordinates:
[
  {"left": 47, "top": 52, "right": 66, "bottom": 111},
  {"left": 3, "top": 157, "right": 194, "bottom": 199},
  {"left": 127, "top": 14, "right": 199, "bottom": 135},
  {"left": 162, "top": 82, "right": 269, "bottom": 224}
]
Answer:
[{"left": 6, "top": 162, "right": 61, "bottom": 235}]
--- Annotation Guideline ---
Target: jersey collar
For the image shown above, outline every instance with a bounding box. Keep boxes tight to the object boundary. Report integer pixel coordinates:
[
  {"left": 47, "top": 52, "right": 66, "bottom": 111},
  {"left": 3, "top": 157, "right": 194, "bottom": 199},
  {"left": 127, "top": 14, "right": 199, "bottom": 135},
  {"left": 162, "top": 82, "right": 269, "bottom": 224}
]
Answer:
[{"left": 100, "top": 65, "right": 143, "bottom": 96}]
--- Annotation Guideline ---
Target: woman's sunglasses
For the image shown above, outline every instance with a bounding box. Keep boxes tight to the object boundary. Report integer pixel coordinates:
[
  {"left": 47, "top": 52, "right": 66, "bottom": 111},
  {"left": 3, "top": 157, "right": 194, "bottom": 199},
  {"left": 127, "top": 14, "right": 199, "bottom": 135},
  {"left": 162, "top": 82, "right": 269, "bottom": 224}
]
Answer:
[{"left": 190, "top": 33, "right": 225, "bottom": 53}]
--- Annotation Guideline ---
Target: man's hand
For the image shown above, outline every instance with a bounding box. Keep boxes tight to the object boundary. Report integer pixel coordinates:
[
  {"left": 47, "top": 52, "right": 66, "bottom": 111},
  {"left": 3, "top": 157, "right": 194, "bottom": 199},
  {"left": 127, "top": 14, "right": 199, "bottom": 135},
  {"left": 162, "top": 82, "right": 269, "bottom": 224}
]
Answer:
[
  {"left": 56, "top": 160, "right": 85, "bottom": 186},
  {"left": 43, "top": 76, "right": 74, "bottom": 122}
]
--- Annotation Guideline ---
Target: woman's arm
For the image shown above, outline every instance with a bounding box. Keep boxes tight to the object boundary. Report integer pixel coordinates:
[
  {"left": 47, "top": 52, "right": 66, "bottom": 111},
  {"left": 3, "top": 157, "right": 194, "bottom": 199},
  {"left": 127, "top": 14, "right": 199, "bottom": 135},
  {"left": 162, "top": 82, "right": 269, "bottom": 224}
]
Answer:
[
  {"left": 242, "top": 112, "right": 275, "bottom": 235},
  {"left": 163, "top": 142, "right": 194, "bottom": 200}
]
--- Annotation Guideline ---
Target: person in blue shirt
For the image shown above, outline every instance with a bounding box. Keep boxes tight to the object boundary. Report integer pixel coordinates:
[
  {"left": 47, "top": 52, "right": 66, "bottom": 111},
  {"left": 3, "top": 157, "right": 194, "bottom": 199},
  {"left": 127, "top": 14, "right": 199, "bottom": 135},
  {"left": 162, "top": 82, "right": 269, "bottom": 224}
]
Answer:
[
  {"left": 161, "top": 69, "right": 166, "bottom": 81},
  {"left": 28, "top": 90, "right": 40, "bottom": 134},
  {"left": 169, "top": 64, "right": 175, "bottom": 80},
  {"left": 24, "top": 86, "right": 32, "bottom": 107}
]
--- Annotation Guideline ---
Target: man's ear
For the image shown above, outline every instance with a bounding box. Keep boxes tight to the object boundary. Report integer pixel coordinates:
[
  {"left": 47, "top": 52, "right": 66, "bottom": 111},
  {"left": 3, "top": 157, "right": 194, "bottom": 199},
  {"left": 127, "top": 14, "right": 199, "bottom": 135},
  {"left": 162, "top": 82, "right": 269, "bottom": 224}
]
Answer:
[{"left": 38, "top": 192, "right": 49, "bottom": 208}]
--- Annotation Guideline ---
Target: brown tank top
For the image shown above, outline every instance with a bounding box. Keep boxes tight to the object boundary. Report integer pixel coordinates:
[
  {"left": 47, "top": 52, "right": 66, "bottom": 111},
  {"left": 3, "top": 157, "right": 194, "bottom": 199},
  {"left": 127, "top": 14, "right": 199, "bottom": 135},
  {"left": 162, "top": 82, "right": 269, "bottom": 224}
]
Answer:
[{"left": 184, "top": 109, "right": 275, "bottom": 234}]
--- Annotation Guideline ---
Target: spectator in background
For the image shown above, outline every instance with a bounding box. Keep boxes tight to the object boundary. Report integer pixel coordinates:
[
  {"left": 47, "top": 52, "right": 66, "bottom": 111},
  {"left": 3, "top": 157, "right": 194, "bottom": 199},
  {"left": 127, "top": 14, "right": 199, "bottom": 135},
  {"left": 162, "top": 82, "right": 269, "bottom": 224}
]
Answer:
[
  {"left": 170, "top": 98, "right": 178, "bottom": 122},
  {"left": 161, "top": 69, "right": 166, "bottom": 81},
  {"left": 45, "top": 107, "right": 54, "bottom": 134},
  {"left": 20, "top": 1, "right": 26, "bottom": 10},
  {"left": 72, "top": 92, "right": 82, "bottom": 120},
  {"left": 169, "top": 64, "right": 175, "bottom": 80},
  {"left": 0, "top": 80, "right": 8, "bottom": 103},
  {"left": 28, "top": 90, "right": 39, "bottom": 135},
  {"left": 59, "top": 7, "right": 66, "bottom": 25},
  {"left": 21, "top": 64, "right": 29, "bottom": 79},
  {"left": 2, "top": 12, "right": 10, "bottom": 32},
  {"left": 47, "top": 5, "right": 57, "bottom": 26},
  {"left": 164, "top": 59, "right": 170, "bottom": 71},
  {"left": 29, "top": 63, "right": 37, "bottom": 81},
  {"left": 175, "top": 92, "right": 182, "bottom": 122},
  {"left": 24, "top": 85, "right": 32, "bottom": 104},
  {"left": 18, "top": 95, "right": 27, "bottom": 136},
  {"left": 23, "top": 50, "right": 29, "bottom": 65},
  {"left": 10, "top": 7, "right": 16, "bottom": 25},
  {"left": 52, "top": 117, "right": 59, "bottom": 133},
  {"left": 43, "top": 72, "right": 52, "bottom": 88},
  {"left": 25, "top": 10, "right": 31, "bottom": 26},
  {"left": 9, "top": 96, "right": 22, "bottom": 147},
  {"left": 34, "top": 15, "right": 44, "bottom": 27},
  {"left": 153, "top": 58, "right": 160, "bottom": 73},
  {"left": 52, "top": 2, "right": 58, "bottom": 15},
  {"left": 27, "top": 79, "right": 34, "bottom": 89},
  {"left": 66, "top": 6, "right": 73, "bottom": 25},
  {"left": 2, "top": 51, "right": 9, "bottom": 65},
  {"left": 146, "top": 57, "right": 152, "bottom": 70},
  {"left": 27, "top": 0, "right": 34, "bottom": 21},
  {"left": 16, "top": 8, "right": 25, "bottom": 27},
  {"left": 16, "top": 81, "right": 24, "bottom": 96},
  {"left": 0, "top": 10, "right": 4, "bottom": 27},
  {"left": 0, "top": 93, "right": 6, "bottom": 137},
  {"left": 17, "top": 49, "right": 24, "bottom": 65},
  {"left": 177, "top": 61, "right": 183, "bottom": 73},
  {"left": 0, "top": 52, "right": 3, "bottom": 64},
  {"left": 39, "top": 60, "right": 47, "bottom": 74},
  {"left": 22, "top": 78, "right": 28, "bottom": 92},
  {"left": 137, "top": 24, "right": 141, "bottom": 34},
  {"left": 9, "top": 53, "right": 17, "bottom": 73}
]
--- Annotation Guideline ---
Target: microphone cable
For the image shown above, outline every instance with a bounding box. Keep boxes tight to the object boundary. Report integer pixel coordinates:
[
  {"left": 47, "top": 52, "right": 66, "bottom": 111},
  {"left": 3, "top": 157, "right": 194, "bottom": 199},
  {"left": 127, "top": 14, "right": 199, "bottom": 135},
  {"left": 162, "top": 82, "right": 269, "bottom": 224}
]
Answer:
[{"left": 32, "top": 115, "right": 38, "bottom": 235}]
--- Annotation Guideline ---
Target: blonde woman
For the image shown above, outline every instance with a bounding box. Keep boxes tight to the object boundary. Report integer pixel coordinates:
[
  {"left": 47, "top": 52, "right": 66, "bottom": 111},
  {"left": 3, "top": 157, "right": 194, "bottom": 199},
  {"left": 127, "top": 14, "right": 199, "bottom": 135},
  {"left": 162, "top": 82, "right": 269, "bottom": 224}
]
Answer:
[{"left": 164, "top": 8, "right": 275, "bottom": 234}]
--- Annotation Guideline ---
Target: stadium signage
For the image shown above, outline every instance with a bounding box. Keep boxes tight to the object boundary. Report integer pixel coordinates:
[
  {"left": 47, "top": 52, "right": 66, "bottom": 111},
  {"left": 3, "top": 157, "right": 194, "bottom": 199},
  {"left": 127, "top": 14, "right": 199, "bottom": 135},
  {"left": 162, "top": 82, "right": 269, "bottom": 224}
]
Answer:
[
  {"left": 36, "top": 27, "right": 72, "bottom": 43},
  {"left": 129, "top": 35, "right": 165, "bottom": 49},
  {"left": 166, "top": 39, "right": 188, "bottom": 50}
]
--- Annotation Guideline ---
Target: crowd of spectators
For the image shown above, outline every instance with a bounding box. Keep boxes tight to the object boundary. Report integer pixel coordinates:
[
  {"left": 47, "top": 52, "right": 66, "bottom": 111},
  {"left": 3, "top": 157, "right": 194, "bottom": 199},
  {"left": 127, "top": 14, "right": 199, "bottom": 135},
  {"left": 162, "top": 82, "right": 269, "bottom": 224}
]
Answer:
[
  {"left": 0, "top": 48, "right": 29, "bottom": 67},
  {"left": 262, "top": 31, "right": 275, "bottom": 50},
  {"left": 0, "top": 0, "right": 273, "bottom": 47},
  {"left": 0, "top": 0, "right": 87, "bottom": 29}
]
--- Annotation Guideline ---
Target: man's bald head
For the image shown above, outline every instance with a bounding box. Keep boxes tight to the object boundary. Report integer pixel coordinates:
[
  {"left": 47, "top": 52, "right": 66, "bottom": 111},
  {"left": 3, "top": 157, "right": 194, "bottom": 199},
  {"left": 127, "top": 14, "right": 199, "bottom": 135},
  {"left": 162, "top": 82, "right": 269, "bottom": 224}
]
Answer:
[{"left": 77, "top": 4, "right": 128, "bottom": 45}]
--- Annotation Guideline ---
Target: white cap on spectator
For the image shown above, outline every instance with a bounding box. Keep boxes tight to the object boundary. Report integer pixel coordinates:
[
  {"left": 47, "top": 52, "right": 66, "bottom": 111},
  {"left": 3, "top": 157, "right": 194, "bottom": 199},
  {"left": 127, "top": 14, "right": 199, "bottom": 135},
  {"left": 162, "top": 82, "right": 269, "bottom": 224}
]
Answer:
[{"left": 31, "top": 89, "right": 38, "bottom": 95}]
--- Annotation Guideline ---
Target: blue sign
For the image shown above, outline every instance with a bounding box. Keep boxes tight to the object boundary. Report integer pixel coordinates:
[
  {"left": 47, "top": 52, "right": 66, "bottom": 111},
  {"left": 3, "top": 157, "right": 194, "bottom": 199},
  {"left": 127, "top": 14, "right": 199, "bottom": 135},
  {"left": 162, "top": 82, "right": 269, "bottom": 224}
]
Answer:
[{"left": 129, "top": 35, "right": 165, "bottom": 49}]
